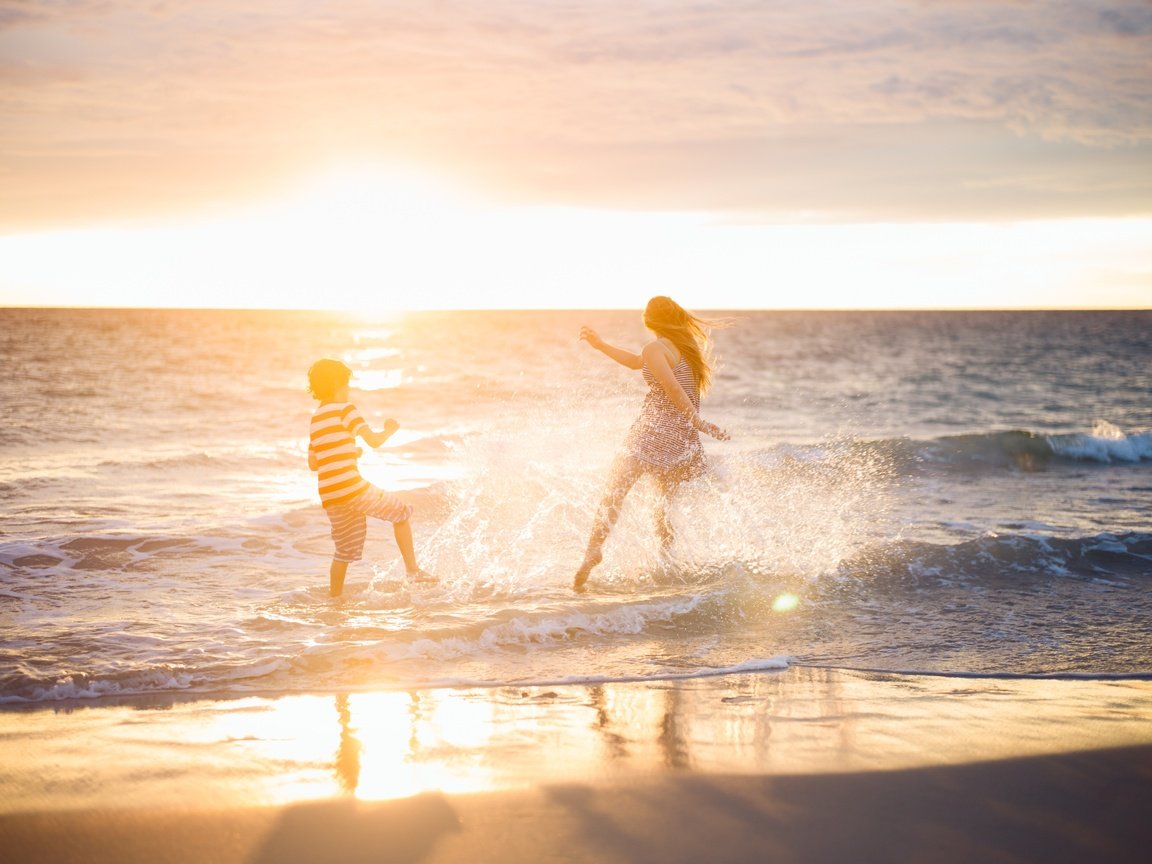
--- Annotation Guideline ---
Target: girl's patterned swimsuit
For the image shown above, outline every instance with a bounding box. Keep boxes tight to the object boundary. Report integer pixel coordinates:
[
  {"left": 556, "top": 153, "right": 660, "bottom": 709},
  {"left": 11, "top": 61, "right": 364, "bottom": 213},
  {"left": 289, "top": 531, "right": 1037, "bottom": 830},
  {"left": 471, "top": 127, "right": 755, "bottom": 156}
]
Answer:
[{"left": 624, "top": 356, "right": 703, "bottom": 470}]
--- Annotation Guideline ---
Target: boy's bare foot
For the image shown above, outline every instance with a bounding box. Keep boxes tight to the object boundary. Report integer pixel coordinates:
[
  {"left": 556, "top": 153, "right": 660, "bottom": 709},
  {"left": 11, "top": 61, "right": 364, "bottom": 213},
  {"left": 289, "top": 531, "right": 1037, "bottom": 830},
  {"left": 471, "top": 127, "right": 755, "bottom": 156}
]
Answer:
[
  {"left": 407, "top": 569, "right": 438, "bottom": 584},
  {"left": 573, "top": 551, "right": 602, "bottom": 592}
]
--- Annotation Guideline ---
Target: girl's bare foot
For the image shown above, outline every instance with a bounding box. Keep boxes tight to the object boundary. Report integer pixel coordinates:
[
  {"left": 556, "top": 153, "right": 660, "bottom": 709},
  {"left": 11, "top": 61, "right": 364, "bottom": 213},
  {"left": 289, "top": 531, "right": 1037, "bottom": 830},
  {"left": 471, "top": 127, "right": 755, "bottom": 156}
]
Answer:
[
  {"left": 573, "top": 551, "right": 602, "bottom": 591},
  {"left": 407, "top": 569, "right": 438, "bottom": 584}
]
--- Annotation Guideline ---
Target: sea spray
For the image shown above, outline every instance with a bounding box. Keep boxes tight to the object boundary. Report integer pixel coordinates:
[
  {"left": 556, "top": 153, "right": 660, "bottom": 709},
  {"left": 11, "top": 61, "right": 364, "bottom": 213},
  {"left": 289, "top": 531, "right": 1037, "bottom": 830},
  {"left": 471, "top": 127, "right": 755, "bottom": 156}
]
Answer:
[
  {"left": 671, "top": 436, "right": 899, "bottom": 582},
  {"left": 413, "top": 381, "right": 899, "bottom": 600},
  {"left": 416, "top": 390, "right": 636, "bottom": 595}
]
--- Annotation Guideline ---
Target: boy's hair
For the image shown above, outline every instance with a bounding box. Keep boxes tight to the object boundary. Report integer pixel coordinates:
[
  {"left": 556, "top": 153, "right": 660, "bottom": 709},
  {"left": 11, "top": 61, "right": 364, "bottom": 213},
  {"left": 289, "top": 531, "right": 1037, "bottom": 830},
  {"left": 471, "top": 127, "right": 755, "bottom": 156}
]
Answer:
[{"left": 308, "top": 359, "right": 352, "bottom": 402}]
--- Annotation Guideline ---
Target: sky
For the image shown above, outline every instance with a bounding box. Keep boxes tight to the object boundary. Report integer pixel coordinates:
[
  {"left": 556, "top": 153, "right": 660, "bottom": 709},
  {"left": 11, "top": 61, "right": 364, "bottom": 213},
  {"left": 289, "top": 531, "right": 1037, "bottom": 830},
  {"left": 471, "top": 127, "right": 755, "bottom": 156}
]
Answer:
[{"left": 1, "top": 0, "right": 1150, "bottom": 310}]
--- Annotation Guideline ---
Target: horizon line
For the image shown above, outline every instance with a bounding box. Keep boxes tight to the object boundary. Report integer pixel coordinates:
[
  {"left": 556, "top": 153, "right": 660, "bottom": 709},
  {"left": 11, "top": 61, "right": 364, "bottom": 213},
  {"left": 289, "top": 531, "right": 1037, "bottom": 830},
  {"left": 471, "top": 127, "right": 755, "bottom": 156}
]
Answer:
[{"left": 2, "top": 304, "right": 1150, "bottom": 314}]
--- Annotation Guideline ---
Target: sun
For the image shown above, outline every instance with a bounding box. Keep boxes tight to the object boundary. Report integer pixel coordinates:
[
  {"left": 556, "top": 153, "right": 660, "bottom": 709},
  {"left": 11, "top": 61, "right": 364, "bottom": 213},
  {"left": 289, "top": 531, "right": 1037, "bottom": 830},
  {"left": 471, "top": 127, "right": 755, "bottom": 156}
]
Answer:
[
  {"left": 0, "top": 165, "right": 496, "bottom": 312},
  {"left": 215, "top": 166, "right": 487, "bottom": 312},
  {"left": 250, "top": 166, "right": 698, "bottom": 313}
]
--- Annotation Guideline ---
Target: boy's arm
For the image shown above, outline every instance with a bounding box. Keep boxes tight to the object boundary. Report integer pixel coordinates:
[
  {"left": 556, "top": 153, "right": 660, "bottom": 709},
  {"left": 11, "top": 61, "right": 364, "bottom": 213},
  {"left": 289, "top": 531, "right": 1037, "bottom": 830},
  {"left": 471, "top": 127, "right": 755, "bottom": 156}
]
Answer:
[
  {"left": 344, "top": 403, "right": 398, "bottom": 449},
  {"left": 359, "top": 418, "right": 400, "bottom": 449}
]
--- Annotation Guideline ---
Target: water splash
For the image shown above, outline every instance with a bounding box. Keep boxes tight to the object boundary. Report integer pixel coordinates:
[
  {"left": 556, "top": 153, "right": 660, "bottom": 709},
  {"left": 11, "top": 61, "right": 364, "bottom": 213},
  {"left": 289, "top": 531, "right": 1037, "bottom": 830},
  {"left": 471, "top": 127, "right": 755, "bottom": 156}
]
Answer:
[{"left": 417, "top": 399, "right": 898, "bottom": 596}]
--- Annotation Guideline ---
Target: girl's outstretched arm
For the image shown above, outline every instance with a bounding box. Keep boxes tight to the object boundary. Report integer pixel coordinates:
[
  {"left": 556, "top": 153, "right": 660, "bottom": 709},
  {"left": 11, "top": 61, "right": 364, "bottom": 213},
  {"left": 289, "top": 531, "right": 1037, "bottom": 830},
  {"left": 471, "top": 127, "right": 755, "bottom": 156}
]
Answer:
[
  {"left": 580, "top": 326, "right": 642, "bottom": 369},
  {"left": 641, "top": 342, "right": 730, "bottom": 440}
]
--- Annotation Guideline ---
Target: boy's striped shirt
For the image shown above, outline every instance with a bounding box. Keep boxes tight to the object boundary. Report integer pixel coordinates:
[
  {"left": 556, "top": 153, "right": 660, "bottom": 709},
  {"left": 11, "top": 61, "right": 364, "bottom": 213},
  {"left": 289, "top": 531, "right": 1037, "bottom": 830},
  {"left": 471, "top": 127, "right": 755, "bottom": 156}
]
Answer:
[{"left": 309, "top": 402, "right": 369, "bottom": 507}]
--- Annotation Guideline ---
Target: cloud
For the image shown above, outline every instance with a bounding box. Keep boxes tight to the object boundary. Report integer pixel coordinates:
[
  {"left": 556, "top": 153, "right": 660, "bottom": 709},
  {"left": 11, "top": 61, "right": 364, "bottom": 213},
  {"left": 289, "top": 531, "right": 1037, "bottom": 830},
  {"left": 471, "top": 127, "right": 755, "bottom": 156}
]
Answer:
[
  {"left": 1, "top": 0, "right": 1150, "bottom": 229},
  {"left": 1098, "top": 4, "right": 1152, "bottom": 36}
]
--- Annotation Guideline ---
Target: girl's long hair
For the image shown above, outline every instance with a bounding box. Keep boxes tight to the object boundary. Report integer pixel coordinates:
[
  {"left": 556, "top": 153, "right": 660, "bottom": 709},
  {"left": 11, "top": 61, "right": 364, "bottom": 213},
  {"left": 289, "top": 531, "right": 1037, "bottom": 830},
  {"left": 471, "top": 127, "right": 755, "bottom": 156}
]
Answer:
[{"left": 642, "top": 296, "right": 729, "bottom": 396}]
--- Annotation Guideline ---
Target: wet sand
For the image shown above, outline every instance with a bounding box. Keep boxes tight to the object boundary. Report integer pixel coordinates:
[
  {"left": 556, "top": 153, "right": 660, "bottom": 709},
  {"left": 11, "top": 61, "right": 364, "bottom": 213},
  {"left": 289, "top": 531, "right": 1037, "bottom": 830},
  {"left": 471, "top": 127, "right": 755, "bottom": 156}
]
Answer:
[{"left": 3, "top": 668, "right": 1152, "bottom": 862}]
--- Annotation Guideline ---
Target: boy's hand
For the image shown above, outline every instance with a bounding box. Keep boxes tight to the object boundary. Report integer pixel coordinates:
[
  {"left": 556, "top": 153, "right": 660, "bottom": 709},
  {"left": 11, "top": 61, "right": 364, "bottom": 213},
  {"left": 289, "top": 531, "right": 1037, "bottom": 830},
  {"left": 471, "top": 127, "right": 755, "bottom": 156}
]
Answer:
[{"left": 363, "top": 419, "right": 400, "bottom": 449}]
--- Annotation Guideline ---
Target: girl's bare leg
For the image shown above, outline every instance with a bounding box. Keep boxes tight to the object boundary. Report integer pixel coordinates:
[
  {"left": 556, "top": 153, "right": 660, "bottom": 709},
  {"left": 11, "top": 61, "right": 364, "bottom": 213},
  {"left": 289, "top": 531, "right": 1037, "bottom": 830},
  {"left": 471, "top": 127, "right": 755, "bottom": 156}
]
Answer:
[
  {"left": 654, "top": 454, "right": 703, "bottom": 559},
  {"left": 574, "top": 457, "right": 644, "bottom": 590},
  {"left": 653, "top": 471, "right": 678, "bottom": 556}
]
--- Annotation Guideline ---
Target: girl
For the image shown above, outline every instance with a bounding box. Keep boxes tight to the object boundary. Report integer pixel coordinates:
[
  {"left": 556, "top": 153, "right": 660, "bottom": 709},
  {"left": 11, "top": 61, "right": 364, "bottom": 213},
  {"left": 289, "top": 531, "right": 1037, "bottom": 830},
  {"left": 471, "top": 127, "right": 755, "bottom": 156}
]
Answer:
[{"left": 574, "top": 296, "right": 729, "bottom": 590}]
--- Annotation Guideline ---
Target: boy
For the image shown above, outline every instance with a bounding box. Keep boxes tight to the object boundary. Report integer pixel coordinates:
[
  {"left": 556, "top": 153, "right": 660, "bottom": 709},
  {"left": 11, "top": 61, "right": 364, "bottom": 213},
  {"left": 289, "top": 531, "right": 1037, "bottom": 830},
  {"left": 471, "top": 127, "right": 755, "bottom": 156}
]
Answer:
[{"left": 307, "top": 358, "right": 435, "bottom": 597}]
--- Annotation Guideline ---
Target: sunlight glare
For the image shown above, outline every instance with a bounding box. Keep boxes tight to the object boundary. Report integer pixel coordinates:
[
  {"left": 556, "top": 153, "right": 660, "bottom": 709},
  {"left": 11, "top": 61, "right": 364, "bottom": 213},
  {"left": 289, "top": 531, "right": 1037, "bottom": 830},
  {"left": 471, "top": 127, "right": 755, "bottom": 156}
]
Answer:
[
  {"left": 772, "top": 593, "right": 801, "bottom": 613},
  {"left": 351, "top": 691, "right": 501, "bottom": 800},
  {"left": 0, "top": 161, "right": 1148, "bottom": 311}
]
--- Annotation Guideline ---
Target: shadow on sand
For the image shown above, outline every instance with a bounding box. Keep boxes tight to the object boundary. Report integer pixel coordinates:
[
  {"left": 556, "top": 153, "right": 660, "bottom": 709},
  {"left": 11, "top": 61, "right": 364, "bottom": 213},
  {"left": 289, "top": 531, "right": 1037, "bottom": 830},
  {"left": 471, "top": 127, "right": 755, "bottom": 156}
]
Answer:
[{"left": 249, "top": 794, "right": 458, "bottom": 864}]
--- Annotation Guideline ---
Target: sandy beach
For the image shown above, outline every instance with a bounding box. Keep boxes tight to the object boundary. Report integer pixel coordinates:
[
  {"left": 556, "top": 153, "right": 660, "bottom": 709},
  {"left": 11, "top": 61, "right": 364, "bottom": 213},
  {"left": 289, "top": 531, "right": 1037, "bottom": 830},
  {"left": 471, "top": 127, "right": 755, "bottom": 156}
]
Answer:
[{"left": 3, "top": 667, "right": 1152, "bottom": 862}]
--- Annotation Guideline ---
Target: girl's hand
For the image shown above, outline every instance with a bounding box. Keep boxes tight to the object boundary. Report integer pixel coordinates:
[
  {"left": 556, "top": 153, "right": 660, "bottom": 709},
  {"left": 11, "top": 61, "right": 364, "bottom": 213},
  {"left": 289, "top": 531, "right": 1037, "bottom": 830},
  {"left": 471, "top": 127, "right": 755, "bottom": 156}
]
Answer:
[
  {"left": 693, "top": 415, "right": 730, "bottom": 441},
  {"left": 383, "top": 418, "right": 400, "bottom": 437},
  {"left": 579, "top": 326, "right": 603, "bottom": 349},
  {"left": 707, "top": 422, "right": 731, "bottom": 441}
]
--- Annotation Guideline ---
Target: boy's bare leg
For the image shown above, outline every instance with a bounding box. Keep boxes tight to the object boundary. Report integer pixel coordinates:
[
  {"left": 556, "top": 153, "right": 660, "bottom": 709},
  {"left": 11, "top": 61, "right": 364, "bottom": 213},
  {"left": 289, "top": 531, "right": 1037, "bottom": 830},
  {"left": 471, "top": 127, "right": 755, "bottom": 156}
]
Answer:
[
  {"left": 392, "top": 519, "right": 418, "bottom": 571},
  {"left": 330, "top": 560, "right": 349, "bottom": 597},
  {"left": 393, "top": 520, "right": 437, "bottom": 583}
]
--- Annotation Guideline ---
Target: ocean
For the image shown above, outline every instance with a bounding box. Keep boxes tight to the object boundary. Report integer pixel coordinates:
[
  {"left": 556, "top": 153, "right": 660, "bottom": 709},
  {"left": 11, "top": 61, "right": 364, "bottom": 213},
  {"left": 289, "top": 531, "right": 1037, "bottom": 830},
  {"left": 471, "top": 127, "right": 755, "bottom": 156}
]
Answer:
[{"left": 1, "top": 307, "right": 1150, "bottom": 705}]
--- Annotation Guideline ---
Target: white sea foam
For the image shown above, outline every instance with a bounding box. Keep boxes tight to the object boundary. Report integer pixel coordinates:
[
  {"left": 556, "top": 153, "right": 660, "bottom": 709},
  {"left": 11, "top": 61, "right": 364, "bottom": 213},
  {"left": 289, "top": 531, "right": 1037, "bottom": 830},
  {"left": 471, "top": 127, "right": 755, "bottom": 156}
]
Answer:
[
  {"left": 393, "top": 595, "right": 712, "bottom": 663},
  {"left": 2, "top": 669, "right": 198, "bottom": 705},
  {"left": 431, "top": 656, "right": 794, "bottom": 690},
  {"left": 1049, "top": 421, "right": 1152, "bottom": 463}
]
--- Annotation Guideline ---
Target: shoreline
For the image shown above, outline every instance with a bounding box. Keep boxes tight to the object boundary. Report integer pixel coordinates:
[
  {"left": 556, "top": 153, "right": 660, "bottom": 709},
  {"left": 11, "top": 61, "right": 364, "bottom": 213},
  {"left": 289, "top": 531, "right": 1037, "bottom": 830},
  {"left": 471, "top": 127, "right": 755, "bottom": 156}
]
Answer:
[{"left": 4, "top": 667, "right": 1152, "bottom": 861}]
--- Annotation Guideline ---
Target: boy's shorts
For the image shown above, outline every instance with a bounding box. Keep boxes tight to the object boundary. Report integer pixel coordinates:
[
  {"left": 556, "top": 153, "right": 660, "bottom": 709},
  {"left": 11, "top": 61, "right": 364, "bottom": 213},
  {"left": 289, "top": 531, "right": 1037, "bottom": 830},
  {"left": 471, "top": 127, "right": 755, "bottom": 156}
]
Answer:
[{"left": 326, "top": 486, "right": 413, "bottom": 563}]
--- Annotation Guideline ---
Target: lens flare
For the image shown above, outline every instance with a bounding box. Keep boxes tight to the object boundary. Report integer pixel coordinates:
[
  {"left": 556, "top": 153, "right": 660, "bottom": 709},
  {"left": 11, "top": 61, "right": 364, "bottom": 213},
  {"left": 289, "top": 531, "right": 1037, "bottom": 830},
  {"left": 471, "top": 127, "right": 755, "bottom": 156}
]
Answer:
[{"left": 772, "top": 593, "right": 800, "bottom": 613}]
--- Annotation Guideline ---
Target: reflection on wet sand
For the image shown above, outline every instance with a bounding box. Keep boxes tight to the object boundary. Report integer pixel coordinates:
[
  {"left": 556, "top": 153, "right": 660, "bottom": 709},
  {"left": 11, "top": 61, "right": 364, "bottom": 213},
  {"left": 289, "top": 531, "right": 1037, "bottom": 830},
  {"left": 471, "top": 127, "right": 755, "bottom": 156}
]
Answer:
[
  {"left": 329, "top": 678, "right": 757, "bottom": 802},
  {"left": 658, "top": 687, "right": 690, "bottom": 770},
  {"left": 5, "top": 668, "right": 1152, "bottom": 815},
  {"left": 296, "top": 668, "right": 1152, "bottom": 809},
  {"left": 334, "top": 695, "right": 360, "bottom": 793}
]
